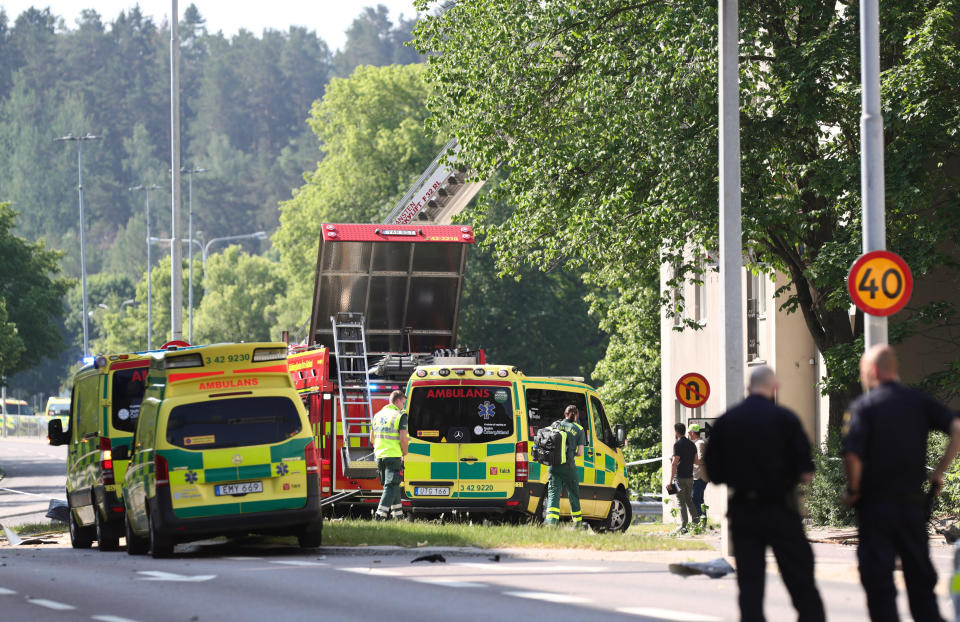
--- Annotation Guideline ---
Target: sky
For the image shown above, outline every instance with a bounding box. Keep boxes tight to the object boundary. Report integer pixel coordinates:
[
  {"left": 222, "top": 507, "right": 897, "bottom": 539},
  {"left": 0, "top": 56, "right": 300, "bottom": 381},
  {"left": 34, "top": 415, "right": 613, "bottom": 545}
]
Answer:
[{"left": 0, "top": 1, "right": 422, "bottom": 50}]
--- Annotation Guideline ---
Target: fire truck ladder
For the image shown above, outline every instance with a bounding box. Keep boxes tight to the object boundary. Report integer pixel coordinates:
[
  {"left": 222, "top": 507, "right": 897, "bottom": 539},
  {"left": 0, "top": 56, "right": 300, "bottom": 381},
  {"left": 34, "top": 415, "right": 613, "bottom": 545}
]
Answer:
[{"left": 331, "top": 312, "right": 378, "bottom": 479}]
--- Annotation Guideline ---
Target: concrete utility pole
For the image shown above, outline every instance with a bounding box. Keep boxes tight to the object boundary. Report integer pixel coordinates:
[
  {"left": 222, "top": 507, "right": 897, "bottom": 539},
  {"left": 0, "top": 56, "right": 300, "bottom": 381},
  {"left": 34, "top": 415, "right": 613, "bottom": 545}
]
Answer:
[
  {"left": 860, "top": 0, "right": 887, "bottom": 348},
  {"left": 182, "top": 166, "right": 207, "bottom": 344},
  {"left": 169, "top": 0, "right": 184, "bottom": 341},
  {"left": 129, "top": 184, "right": 161, "bottom": 349},
  {"left": 718, "top": 0, "right": 743, "bottom": 556},
  {"left": 55, "top": 133, "right": 102, "bottom": 358}
]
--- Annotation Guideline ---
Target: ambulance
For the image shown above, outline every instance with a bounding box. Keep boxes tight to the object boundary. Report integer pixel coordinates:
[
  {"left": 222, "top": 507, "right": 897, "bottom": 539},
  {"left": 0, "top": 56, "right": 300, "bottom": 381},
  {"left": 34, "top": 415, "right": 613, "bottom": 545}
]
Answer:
[
  {"left": 48, "top": 351, "right": 152, "bottom": 551},
  {"left": 403, "top": 364, "right": 632, "bottom": 531},
  {"left": 119, "top": 342, "right": 322, "bottom": 558}
]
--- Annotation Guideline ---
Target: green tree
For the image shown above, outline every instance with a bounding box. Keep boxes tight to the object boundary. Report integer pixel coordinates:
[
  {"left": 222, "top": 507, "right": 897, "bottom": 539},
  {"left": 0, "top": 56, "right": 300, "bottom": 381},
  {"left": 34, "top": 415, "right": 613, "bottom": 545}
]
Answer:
[
  {"left": 274, "top": 63, "right": 445, "bottom": 333},
  {"left": 413, "top": 0, "right": 960, "bottom": 429},
  {"left": 0, "top": 202, "right": 71, "bottom": 379},
  {"left": 194, "top": 246, "right": 285, "bottom": 343},
  {"left": 333, "top": 5, "right": 422, "bottom": 77}
]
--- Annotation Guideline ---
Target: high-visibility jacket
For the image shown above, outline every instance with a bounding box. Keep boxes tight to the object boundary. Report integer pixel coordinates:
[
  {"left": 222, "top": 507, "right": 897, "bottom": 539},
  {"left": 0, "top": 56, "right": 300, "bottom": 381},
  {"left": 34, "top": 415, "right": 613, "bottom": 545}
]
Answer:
[{"left": 372, "top": 403, "right": 404, "bottom": 458}]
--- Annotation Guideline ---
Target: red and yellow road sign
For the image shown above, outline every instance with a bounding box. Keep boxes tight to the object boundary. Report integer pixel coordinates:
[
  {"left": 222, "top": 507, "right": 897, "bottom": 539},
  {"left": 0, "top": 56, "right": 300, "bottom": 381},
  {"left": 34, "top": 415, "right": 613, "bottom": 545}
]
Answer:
[
  {"left": 675, "top": 373, "right": 710, "bottom": 409},
  {"left": 847, "top": 250, "right": 913, "bottom": 317}
]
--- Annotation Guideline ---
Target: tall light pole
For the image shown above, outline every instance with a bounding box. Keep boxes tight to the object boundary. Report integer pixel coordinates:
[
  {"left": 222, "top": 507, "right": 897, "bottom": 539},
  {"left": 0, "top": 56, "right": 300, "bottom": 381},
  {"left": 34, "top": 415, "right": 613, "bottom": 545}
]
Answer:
[
  {"left": 860, "top": 0, "right": 886, "bottom": 349},
  {"left": 55, "top": 133, "right": 102, "bottom": 358},
  {"left": 202, "top": 232, "right": 268, "bottom": 266},
  {"left": 169, "top": 0, "right": 184, "bottom": 342},
  {"left": 718, "top": 0, "right": 743, "bottom": 556},
  {"left": 182, "top": 165, "right": 207, "bottom": 343},
  {"left": 129, "top": 184, "right": 161, "bottom": 349}
]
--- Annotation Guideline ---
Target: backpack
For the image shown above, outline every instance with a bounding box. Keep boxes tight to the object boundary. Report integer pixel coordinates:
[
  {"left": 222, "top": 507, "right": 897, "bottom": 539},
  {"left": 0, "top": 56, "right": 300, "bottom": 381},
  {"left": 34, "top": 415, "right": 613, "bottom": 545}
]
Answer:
[{"left": 532, "top": 422, "right": 568, "bottom": 467}]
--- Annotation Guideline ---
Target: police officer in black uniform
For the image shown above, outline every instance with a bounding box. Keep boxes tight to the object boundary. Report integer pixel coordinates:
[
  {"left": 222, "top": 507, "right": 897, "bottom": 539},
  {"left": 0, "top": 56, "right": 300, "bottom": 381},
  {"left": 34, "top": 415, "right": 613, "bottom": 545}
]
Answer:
[
  {"left": 843, "top": 344, "right": 960, "bottom": 622},
  {"left": 705, "top": 365, "right": 825, "bottom": 622}
]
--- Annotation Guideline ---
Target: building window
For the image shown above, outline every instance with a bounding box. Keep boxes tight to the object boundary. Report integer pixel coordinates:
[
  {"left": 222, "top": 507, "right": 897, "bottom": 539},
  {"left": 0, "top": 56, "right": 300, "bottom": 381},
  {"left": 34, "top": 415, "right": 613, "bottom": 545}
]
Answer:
[
  {"left": 693, "top": 260, "right": 707, "bottom": 325},
  {"left": 747, "top": 273, "right": 760, "bottom": 360}
]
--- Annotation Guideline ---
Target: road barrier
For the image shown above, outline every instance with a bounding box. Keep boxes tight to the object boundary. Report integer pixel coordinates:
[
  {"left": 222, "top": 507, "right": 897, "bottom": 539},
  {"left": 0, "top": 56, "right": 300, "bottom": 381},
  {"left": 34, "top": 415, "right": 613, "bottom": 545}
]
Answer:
[{"left": 1, "top": 414, "right": 50, "bottom": 439}]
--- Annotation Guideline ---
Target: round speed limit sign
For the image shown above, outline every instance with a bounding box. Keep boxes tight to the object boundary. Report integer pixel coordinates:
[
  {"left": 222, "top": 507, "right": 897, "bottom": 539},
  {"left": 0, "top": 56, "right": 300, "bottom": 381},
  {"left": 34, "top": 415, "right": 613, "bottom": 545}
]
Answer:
[{"left": 847, "top": 250, "right": 913, "bottom": 316}]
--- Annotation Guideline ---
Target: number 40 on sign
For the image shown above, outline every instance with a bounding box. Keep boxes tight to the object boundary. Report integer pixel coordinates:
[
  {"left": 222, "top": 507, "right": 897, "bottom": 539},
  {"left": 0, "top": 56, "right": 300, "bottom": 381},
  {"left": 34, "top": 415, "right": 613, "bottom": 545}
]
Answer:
[{"left": 847, "top": 250, "right": 913, "bottom": 317}]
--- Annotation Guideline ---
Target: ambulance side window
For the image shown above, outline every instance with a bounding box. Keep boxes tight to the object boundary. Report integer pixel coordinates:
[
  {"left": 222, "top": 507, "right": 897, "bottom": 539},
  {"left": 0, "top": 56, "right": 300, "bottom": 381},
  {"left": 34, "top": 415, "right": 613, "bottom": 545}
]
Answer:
[
  {"left": 75, "top": 375, "right": 100, "bottom": 438},
  {"left": 591, "top": 396, "right": 616, "bottom": 448},
  {"left": 525, "top": 389, "right": 588, "bottom": 441}
]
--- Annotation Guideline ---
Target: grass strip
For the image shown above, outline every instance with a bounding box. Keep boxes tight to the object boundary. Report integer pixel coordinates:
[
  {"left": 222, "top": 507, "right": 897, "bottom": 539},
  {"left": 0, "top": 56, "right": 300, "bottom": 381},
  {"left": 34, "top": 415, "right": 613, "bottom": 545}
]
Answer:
[
  {"left": 322, "top": 519, "right": 713, "bottom": 551},
  {"left": 11, "top": 521, "right": 68, "bottom": 536}
]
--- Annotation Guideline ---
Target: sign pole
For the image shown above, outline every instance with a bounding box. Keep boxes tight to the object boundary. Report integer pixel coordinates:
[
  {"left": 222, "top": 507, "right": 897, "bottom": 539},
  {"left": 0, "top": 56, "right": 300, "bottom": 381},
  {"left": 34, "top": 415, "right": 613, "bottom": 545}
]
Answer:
[
  {"left": 860, "top": 0, "right": 886, "bottom": 348},
  {"left": 718, "top": 0, "right": 742, "bottom": 558}
]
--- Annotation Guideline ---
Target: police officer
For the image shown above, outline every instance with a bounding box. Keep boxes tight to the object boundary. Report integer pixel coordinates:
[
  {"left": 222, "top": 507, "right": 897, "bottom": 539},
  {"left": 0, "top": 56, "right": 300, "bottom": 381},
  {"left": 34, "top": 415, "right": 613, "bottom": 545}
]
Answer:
[
  {"left": 370, "top": 390, "right": 408, "bottom": 520},
  {"left": 544, "top": 405, "right": 585, "bottom": 527},
  {"left": 704, "top": 365, "right": 825, "bottom": 622},
  {"left": 843, "top": 344, "right": 960, "bottom": 622}
]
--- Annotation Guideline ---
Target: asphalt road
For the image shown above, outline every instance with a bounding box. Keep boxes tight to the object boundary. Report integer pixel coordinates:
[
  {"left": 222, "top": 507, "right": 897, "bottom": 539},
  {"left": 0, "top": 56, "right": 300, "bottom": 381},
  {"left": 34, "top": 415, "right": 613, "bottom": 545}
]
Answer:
[
  {"left": 0, "top": 437, "right": 67, "bottom": 527},
  {"left": 1, "top": 436, "right": 957, "bottom": 622}
]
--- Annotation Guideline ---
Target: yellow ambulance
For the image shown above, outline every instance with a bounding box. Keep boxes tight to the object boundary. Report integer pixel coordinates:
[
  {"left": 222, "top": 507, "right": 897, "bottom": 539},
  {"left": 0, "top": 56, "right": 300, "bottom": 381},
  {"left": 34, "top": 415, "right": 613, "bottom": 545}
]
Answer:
[
  {"left": 402, "top": 364, "right": 632, "bottom": 531},
  {"left": 48, "top": 353, "right": 152, "bottom": 551},
  {"left": 119, "top": 343, "right": 322, "bottom": 557}
]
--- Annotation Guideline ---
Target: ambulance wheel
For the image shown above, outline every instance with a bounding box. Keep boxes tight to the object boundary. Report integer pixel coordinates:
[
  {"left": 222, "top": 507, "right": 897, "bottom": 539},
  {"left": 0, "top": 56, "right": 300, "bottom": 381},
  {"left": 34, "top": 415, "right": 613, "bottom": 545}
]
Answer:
[
  {"left": 596, "top": 489, "right": 632, "bottom": 533},
  {"left": 68, "top": 502, "right": 94, "bottom": 549},
  {"left": 95, "top": 509, "right": 120, "bottom": 551},
  {"left": 124, "top": 511, "right": 148, "bottom": 555},
  {"left": 148, "top": 512, "right": 173, "bottom": 558},
  {"left": 296, "top": 522, "right": 323, "bottom": 548}
]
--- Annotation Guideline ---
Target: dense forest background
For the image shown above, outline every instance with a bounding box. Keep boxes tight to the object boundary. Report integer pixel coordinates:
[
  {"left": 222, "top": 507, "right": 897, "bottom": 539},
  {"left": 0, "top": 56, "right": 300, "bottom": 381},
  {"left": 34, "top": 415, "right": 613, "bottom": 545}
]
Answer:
[{"left": 0, "top": 5, "right": 625, "bottom": 465}]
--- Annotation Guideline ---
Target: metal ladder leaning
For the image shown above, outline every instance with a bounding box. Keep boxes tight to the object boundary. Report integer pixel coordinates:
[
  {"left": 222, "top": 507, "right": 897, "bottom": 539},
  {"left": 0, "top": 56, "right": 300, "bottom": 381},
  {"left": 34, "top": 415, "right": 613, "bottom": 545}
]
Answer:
[{"left": 330, "top": 312, "right": 378, "bottom": 478}]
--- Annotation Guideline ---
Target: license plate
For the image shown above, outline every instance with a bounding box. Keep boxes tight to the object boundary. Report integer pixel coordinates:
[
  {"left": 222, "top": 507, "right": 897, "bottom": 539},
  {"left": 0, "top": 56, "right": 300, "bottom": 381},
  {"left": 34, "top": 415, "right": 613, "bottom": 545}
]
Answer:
[
  {"left": 414, "top": 487, "right": 450, "bottom": 496},
  {"left": 215, "top": 481, "right": 264, "bottom": 496}
]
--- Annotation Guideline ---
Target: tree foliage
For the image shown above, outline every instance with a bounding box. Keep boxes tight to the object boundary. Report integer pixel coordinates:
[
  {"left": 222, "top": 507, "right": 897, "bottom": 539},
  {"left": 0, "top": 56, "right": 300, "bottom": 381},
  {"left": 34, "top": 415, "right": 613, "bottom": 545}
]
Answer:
[
  {"left": 413, "top": 0, "right": 960, "bottom": 428},
  {"left": 0, "top": 202, "right": 70, "bottom": 379}
]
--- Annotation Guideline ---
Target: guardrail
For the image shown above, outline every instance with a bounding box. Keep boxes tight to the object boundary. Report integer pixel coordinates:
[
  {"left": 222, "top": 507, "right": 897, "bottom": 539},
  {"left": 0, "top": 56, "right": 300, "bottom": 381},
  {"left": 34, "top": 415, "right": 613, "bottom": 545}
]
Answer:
[{"left": 1, "top": 414, "right": 53, "bottom": 439}]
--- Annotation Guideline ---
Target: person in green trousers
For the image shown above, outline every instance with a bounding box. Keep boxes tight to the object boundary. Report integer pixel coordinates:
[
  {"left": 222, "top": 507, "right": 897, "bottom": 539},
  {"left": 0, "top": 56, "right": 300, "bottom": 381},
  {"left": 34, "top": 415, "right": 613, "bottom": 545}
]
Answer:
[{"left": 544, "top": 405, "right": 586, "bottom": 527}]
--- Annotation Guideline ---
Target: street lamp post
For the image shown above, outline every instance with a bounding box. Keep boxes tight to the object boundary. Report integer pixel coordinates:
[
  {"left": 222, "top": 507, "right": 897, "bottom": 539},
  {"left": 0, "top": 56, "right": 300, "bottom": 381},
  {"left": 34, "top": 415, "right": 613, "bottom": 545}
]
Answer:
[
  {"left": 129, "top": 184, "right": 161, "bottom": 349},
  {"left": 202, "top": 232, "right": 268, "bottom": 266},
  {"left": 181, "top": 166, "right": 207, "bottom": 343},
  {"left": 55, "top": 133, "right": 102, "bottom": 358}
]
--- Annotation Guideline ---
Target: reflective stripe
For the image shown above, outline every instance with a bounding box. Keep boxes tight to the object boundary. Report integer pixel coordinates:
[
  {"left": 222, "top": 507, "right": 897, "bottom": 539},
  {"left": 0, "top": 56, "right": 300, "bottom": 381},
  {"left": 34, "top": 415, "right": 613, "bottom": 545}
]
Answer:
[
  {"left": 570, "top": 511, "right": 582, "bottom": 517},
  {"left": 572, "top": 516, "right": 582, "bottom": 523}
]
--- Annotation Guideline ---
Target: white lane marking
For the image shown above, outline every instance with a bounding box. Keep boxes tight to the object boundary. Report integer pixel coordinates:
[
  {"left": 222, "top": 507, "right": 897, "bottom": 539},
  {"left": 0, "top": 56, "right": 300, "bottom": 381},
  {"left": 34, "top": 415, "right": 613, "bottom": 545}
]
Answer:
[
  {"left": 339, "top": 567, "right": 399, "bottom": 577},
  {"left": 27, "top": 598, "right": 76, "bottom": 610},
  {"left": 503, "top": 591, "right": 591, "bottom": 604},
  {"left": 536, "top": 564, "right": 607, "bottom": 573},
  {"left": 136, "top": 570, "right": 216, "bottom": 582},
  {"left": 617, "top": 608, "right": 724, "bottom": 621},
  {"left": 457, "top": 562, "right": 513, "bottom": 571},
  {"left": 270, "top": 560, "right": 327, "bottom": 567},
  {"left": 222, "top": 556, "right": 264, "bottom": 561},
  {"left": 412, "top": 578, "right": 485, "bottom": 588},
  {"left": 0, "top": 587, "right": 16, "bottom": 595},
  {"left": 92, "top": 615, "right": 143, "bottom": 622}
]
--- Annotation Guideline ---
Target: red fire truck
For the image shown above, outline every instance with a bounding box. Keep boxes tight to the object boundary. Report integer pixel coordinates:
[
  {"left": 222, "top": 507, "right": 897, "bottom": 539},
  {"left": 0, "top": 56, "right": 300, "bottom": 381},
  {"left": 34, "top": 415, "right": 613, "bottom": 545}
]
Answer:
[{"left": 287, "top": 223, "right": 482, "bottom": 512}]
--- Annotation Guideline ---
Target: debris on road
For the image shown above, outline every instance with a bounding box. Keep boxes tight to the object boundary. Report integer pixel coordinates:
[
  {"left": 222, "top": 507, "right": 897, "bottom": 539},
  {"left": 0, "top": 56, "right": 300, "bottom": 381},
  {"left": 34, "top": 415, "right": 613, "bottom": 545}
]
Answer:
[
  {"left": 668, "top": 557, "right": 734, "bottom": 579},
  {"left": 45, "top": 499, "right": 69, "bottom": 523},
  {"left": 411, "top": 553, "right": 446, "bottom": 563},
  {"left": 1, "top": 523, "right": 59, "bottom": 546}
]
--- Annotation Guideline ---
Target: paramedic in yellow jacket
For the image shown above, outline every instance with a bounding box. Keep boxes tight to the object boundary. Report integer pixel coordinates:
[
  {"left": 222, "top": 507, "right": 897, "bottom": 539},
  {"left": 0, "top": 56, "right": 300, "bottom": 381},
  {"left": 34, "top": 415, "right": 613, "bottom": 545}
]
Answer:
[
  {"left": 544, "top": 404, "right": 586, "bottom": 527},
  {"left": 370, "top": 390, "right": 408, "bottom": 519}
]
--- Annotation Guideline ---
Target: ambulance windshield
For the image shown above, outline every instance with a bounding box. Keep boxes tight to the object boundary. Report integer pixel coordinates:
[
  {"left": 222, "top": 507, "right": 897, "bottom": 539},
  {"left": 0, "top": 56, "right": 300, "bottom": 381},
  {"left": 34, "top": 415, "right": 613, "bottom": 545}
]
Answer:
[
  {"left": 407, "top": 385, "right": 513, "bottom": 443},
  {"left": 112, "top": 367, "right": 148, "bottom": 432}
]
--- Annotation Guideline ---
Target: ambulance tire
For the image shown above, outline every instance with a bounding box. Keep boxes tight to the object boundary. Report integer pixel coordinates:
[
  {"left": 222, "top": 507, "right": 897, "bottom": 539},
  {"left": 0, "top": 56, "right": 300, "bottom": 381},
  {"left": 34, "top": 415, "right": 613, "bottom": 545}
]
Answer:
[
  {"left": 68, "top": 500, "right": 94, "bottom": 549},
  {"left": 124, "top": 511, "right": 148, "bottom": 555},
  {"left": 594, "top": 489, "right": 632, "bottom": 533},
  {"left": 148, "top": 511, "right": 174, "bottom": 558},
  {"left": 95, "top": 508, "right": 120, "bottom": 551},
  {"left": 296, "top": 521, "right": 323, "bottom": 548}
]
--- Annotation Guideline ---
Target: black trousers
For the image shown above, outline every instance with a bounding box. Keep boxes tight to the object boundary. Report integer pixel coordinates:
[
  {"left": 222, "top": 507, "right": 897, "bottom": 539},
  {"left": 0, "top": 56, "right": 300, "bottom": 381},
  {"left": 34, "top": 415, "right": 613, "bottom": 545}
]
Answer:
[
  {"left": 857, "top": 500, "right": 943, "bottom": 622},
  {"left": 729, "top": 500, "right": 825, "bottom": 622}
]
